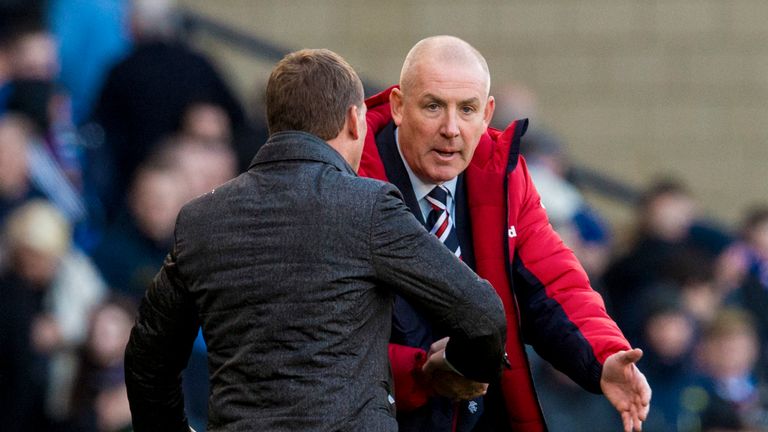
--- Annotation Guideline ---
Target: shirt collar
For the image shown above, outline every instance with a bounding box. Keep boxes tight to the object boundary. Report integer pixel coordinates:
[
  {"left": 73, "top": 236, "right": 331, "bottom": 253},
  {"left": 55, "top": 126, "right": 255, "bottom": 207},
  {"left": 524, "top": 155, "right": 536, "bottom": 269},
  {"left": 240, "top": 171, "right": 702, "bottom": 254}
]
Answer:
[{"left": 395, "top": 127, "right": 457, "bottom": 202}]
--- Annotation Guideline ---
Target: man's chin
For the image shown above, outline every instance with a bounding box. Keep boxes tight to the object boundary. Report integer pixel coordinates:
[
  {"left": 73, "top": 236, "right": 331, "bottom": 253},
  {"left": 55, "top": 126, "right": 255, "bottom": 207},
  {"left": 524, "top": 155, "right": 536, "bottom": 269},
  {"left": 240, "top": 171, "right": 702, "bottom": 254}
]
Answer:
[{"left": 423, "top": 168, "right": 462, "bottom": 184}]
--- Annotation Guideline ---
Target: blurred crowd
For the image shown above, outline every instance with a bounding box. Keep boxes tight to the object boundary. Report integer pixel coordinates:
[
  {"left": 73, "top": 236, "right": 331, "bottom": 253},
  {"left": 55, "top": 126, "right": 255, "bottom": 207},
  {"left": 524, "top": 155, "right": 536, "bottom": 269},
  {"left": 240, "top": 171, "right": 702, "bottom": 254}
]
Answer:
[
  {"left": 493, "top": 84, "right": 768, "bottom": 432},
  {"left": 0, "top": 0, "right": 263, "bottom": 430},
  {"left": 0, "top": 1, "right": 766, "bottom": 432}
]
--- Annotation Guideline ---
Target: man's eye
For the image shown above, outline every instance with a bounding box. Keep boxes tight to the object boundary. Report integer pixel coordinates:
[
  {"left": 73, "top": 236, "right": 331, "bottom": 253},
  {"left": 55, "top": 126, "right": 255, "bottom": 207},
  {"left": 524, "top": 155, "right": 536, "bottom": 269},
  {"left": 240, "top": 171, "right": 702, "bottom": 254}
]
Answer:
[
  {"left": 425, "top": 103, "right": 440, "bottom": 111},
  {"left": 461, "top": 106, "right": 476, "bottom": 114}
]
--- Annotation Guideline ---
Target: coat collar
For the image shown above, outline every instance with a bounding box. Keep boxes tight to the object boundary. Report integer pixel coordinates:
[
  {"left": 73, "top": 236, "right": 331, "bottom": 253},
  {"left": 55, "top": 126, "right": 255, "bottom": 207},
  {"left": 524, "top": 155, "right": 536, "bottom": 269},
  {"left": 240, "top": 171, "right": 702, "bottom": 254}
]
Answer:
[{"left": 249, "top": 131, "right": 356, "bottom": 176}]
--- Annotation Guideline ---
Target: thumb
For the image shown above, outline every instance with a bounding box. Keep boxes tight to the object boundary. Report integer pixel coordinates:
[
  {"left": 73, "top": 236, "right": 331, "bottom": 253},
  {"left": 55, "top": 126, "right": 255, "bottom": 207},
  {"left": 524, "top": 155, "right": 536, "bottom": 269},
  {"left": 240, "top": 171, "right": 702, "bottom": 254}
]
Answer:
[{"left": 618, "top": 348, "right": 643, "bottom": 365}]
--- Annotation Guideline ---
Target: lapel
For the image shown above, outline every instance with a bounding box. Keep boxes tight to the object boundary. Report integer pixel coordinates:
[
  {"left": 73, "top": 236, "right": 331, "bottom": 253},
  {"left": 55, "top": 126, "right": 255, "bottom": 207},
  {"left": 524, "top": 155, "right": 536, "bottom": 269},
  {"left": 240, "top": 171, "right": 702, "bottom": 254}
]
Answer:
[
  {"left": 454, "top": 174, "right": 476, "bottom": 271},
  {"left": 375, "top": 122, "right": 424, "bottom": 222},
  {"left": 375, "top": 121, "right": 476, "bottom": 270}
]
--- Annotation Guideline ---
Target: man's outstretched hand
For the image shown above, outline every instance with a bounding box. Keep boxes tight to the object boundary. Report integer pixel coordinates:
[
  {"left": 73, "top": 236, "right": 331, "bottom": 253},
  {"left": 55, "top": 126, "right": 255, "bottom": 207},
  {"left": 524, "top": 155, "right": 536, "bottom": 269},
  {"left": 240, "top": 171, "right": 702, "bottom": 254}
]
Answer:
[{"left": 600, "top": 348, "right": 652, "bottom": 432}]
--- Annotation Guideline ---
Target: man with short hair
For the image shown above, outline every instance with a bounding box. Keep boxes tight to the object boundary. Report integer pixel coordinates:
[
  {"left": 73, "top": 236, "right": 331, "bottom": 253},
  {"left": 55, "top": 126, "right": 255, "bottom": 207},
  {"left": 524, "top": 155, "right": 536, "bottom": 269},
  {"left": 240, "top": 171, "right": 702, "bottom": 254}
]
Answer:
[
  {"left": 124, "top": 48, "right": 508, "bottom": 431},
  {"left": 360, "top": 36, "right": 651, "bottom": 432}
]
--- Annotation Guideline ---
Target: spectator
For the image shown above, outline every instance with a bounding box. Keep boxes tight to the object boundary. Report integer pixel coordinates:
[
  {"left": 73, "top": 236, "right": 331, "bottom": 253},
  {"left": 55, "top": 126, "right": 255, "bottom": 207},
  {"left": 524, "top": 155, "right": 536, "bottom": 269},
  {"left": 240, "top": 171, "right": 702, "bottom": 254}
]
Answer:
[
  {"left": 91, "top": 0, "right": 246, "bottom": 221},
  {"left": 490, "top": 82, "right": 541, "bottom": 130},
  {"left": 0, "top": 114, "right": 44, "bottom": 227},
  {"left": 91, "top": 159, "right": 186, "bottom": 301},
  {"left": 6, "top": 24, "right": 59, "bottom": 81},
  {"left": 0, "top": 4, "right": 58, "bottom": 81},
  {"left": 742, "top": 206, "right": 768, "bottom": 291},
  {"left": 0, "top": 200, "right": 106, "bottom": 429},
  {"left": 662, "top": 248, "right": 721, "bottom": 326},
  {"left": 147, "top": 136, "right": 238, "bottom": 431},
  {"left": 152, "top": 134, "right": 238, "bottom": 201},
  {"left": 178, "top": 100, "right": 233, "bottom": 146},
  {"left": 694, "top": 308, "right": 768, "bottom": 431},
  {"left": 69, "top": 296, "right": 136, "bottom": 432},
  {"left": 729, "top": 206, "right": 768, "bottom": 370},
  {"left": 688, "top": 224, "right": 750, "bottom": 301},
  {"left": 637, "top": 286, "right": 701, "bottom": 430},
  {"left": 603, "top": 178, "right": 699, "bottom": 339},
  {"left": 0, "top": 2, "right": 47, "bottom": 113},
  {"left": 5, "top": 80, "right": 92, "bottom": 246},
  {"left": 7, "top": 80, "right": 86, "bottom": 190},
  {"left": 0, "top": 8, "right": 94, "bottom": 230}
]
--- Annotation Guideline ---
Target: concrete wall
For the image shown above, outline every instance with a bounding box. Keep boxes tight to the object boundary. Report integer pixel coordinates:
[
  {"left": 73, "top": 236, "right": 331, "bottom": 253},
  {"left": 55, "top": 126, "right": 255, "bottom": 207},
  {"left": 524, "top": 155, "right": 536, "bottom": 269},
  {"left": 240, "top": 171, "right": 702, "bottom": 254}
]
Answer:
[{"left": 178, "top": 0, "right": 768, "bottom": 228}]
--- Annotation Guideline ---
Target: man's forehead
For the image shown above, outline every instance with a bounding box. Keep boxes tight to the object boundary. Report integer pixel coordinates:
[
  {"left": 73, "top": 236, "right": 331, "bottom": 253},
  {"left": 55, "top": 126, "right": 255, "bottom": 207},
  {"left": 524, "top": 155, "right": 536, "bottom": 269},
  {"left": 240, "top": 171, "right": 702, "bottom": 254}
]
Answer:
[
  {"left": 405, "top": 58, "right": 489, "bottom": 95},
  {"left": 407, "top": 75, "right": 489, "bottom": 103}
]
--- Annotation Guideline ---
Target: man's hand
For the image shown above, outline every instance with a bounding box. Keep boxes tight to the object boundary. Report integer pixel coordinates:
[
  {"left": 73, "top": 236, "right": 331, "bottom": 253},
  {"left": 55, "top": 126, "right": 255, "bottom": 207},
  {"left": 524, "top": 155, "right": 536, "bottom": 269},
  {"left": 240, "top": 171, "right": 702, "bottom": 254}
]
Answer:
[
  {"left": 421, "top": 337, "right": 488, "bottom": 401},
  {"left": 600, "top": 348, "right": 652, "bottom": 432}
]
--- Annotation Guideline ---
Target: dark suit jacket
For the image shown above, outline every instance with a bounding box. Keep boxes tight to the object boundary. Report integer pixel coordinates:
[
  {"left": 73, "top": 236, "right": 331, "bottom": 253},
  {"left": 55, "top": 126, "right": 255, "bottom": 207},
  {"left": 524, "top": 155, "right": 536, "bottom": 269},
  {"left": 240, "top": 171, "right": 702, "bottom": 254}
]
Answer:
[{"left": 124, "top": 131, "right": 507, "bottom": 432}]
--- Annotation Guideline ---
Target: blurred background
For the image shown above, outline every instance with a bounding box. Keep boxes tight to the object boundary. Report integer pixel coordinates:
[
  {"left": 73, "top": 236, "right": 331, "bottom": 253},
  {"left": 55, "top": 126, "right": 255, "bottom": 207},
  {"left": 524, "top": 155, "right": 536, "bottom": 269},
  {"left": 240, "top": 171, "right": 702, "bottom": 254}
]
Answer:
[
  {"left": 0, "top": 0, "right": 767, "bottom": 431},
  {"left": 180, "top": 0, "right": 768, "bottom": 229}
]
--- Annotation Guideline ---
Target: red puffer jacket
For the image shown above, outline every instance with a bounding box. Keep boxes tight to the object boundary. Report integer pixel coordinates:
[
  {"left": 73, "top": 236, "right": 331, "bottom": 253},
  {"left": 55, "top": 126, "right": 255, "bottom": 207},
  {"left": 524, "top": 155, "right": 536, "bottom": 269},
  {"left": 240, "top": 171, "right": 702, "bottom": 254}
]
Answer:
[{"left": 360, "top": 86, "right": 631, "bottom": 431}]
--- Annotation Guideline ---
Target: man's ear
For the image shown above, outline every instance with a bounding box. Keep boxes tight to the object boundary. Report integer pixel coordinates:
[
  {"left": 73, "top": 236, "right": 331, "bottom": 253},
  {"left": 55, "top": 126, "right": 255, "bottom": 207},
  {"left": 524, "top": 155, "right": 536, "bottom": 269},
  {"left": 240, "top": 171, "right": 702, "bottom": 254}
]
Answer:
[
  {"left": 390, "top": 88, "right": 404, "bottom": 126},
  {"left": 347, "top": 105, "right": 362, "bottom": 140},
  {"left": 483, "top": 95, "right": 496, "bottom": 127}
]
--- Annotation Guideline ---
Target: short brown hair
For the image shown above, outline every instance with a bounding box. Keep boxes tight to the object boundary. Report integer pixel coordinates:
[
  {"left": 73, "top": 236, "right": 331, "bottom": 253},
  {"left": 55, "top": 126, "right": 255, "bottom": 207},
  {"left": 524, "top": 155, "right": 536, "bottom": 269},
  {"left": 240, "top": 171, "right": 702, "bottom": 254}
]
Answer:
[{"left": 266, "top": 49, "right": 363, "bottom": 140}]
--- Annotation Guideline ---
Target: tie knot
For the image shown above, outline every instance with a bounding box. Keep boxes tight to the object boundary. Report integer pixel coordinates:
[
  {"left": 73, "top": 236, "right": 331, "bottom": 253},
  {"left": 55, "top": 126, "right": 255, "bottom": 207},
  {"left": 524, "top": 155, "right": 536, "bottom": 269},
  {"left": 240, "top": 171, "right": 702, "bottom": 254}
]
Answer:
[{"left": 427, "top": 185, "right": 449, "bottom": 206}]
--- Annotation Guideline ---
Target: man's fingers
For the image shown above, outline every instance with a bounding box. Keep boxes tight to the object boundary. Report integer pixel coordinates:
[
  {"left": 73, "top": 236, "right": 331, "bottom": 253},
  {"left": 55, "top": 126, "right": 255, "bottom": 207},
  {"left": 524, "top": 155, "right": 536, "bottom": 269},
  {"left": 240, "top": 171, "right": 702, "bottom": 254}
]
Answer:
[
  {"left": 634, "top": 368, "right": 652, "bottom": 410},
  {"left": 459, "top": 383, "right": 486, "bottom": 400},
  {"left": 454, "top": 384, "right": 487, "bottom": 401},
  {"left": 632, "top": 408, "right": 643, "bottom": 432},
  {"left": 638, "top": 397, "right": 650, "bottom": 421},
  {"left": 430, "top": 370, "right": 488, "bottom": 401},
  {"left": 621, "top": 411, "right": 632, "bottom": 432}
]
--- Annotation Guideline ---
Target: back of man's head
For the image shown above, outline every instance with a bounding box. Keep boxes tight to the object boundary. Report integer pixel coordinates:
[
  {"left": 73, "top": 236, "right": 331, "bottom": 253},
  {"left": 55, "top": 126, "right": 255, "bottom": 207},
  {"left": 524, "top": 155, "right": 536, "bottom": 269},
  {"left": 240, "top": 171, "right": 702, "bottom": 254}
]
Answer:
[{"left": 266, "top": 49, "right": 363, "bottom": 141}]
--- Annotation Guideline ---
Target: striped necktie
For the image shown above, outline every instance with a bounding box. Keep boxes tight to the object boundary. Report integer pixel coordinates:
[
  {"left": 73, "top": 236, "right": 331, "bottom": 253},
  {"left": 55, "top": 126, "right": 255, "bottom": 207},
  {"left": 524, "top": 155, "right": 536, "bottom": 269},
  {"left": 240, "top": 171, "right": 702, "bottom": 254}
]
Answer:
[{"left": 426, "top": 185, "right": 462, "bottom": 258}]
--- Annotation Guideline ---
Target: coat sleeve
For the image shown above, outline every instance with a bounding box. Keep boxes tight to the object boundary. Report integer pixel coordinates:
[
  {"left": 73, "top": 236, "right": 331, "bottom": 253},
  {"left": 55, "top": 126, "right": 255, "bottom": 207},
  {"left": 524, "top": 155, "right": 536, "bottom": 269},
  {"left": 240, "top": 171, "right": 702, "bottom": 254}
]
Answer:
[
  {"left": 388, "top": 343, "right": 430, "bottom": 411},
  {"left": 124, "top": 245, "right": 199, "bottom": 432},
  {"left": 511, "top": 158, "right": 630, "bottom": 393},
  {"left": 370, "top": 183, "right": 507, "bottom": 384}
]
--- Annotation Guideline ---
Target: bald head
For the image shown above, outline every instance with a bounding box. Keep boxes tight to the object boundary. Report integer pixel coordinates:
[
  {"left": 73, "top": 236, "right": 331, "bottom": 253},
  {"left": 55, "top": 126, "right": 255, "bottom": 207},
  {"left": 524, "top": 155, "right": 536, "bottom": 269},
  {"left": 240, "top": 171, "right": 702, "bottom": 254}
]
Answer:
[
  {"left": 399, "top": 36, "right": 490, "bottom": 96},
  {"left": 390, "top": 35, "right": 496, "bottom": 185}
]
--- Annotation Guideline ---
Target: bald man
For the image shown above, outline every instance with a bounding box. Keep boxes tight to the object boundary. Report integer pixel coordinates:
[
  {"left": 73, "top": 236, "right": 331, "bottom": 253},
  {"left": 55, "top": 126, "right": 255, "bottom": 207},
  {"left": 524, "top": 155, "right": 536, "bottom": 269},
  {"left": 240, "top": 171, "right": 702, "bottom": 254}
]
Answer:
[{"left": 359, "top": 36, "right": 651, "bottom": 432}]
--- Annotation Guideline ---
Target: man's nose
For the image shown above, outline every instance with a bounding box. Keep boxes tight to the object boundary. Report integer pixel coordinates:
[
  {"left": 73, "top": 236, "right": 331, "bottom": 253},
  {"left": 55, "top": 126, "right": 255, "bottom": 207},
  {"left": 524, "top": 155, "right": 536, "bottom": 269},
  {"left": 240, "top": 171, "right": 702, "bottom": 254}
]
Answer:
[{"left": 441, "top": 109, "right": 460, "bottom": 138}]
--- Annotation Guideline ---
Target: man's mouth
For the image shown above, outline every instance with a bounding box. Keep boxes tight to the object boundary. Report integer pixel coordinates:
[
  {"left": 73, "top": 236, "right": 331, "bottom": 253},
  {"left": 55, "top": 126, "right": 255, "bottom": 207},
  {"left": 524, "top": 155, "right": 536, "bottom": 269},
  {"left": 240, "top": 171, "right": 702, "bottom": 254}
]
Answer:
[{"left": 434, "top": 150, "right": 457, "bottom": 158}]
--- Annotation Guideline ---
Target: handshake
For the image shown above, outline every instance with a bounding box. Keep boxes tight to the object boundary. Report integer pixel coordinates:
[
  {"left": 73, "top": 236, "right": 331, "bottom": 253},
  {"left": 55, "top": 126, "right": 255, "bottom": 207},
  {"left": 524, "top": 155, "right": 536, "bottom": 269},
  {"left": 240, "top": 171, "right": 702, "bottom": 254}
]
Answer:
[{"left": 421, "top": 337, "right": 489, "bottom": 401}]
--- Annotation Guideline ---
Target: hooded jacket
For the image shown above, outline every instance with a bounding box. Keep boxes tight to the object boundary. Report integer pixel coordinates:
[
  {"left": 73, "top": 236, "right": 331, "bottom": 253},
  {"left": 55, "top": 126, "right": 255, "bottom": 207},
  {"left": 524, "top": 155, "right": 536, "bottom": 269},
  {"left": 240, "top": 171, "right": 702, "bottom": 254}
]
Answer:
[{"left": 360, "top": 86, "right": 631, "bottom": 431}]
